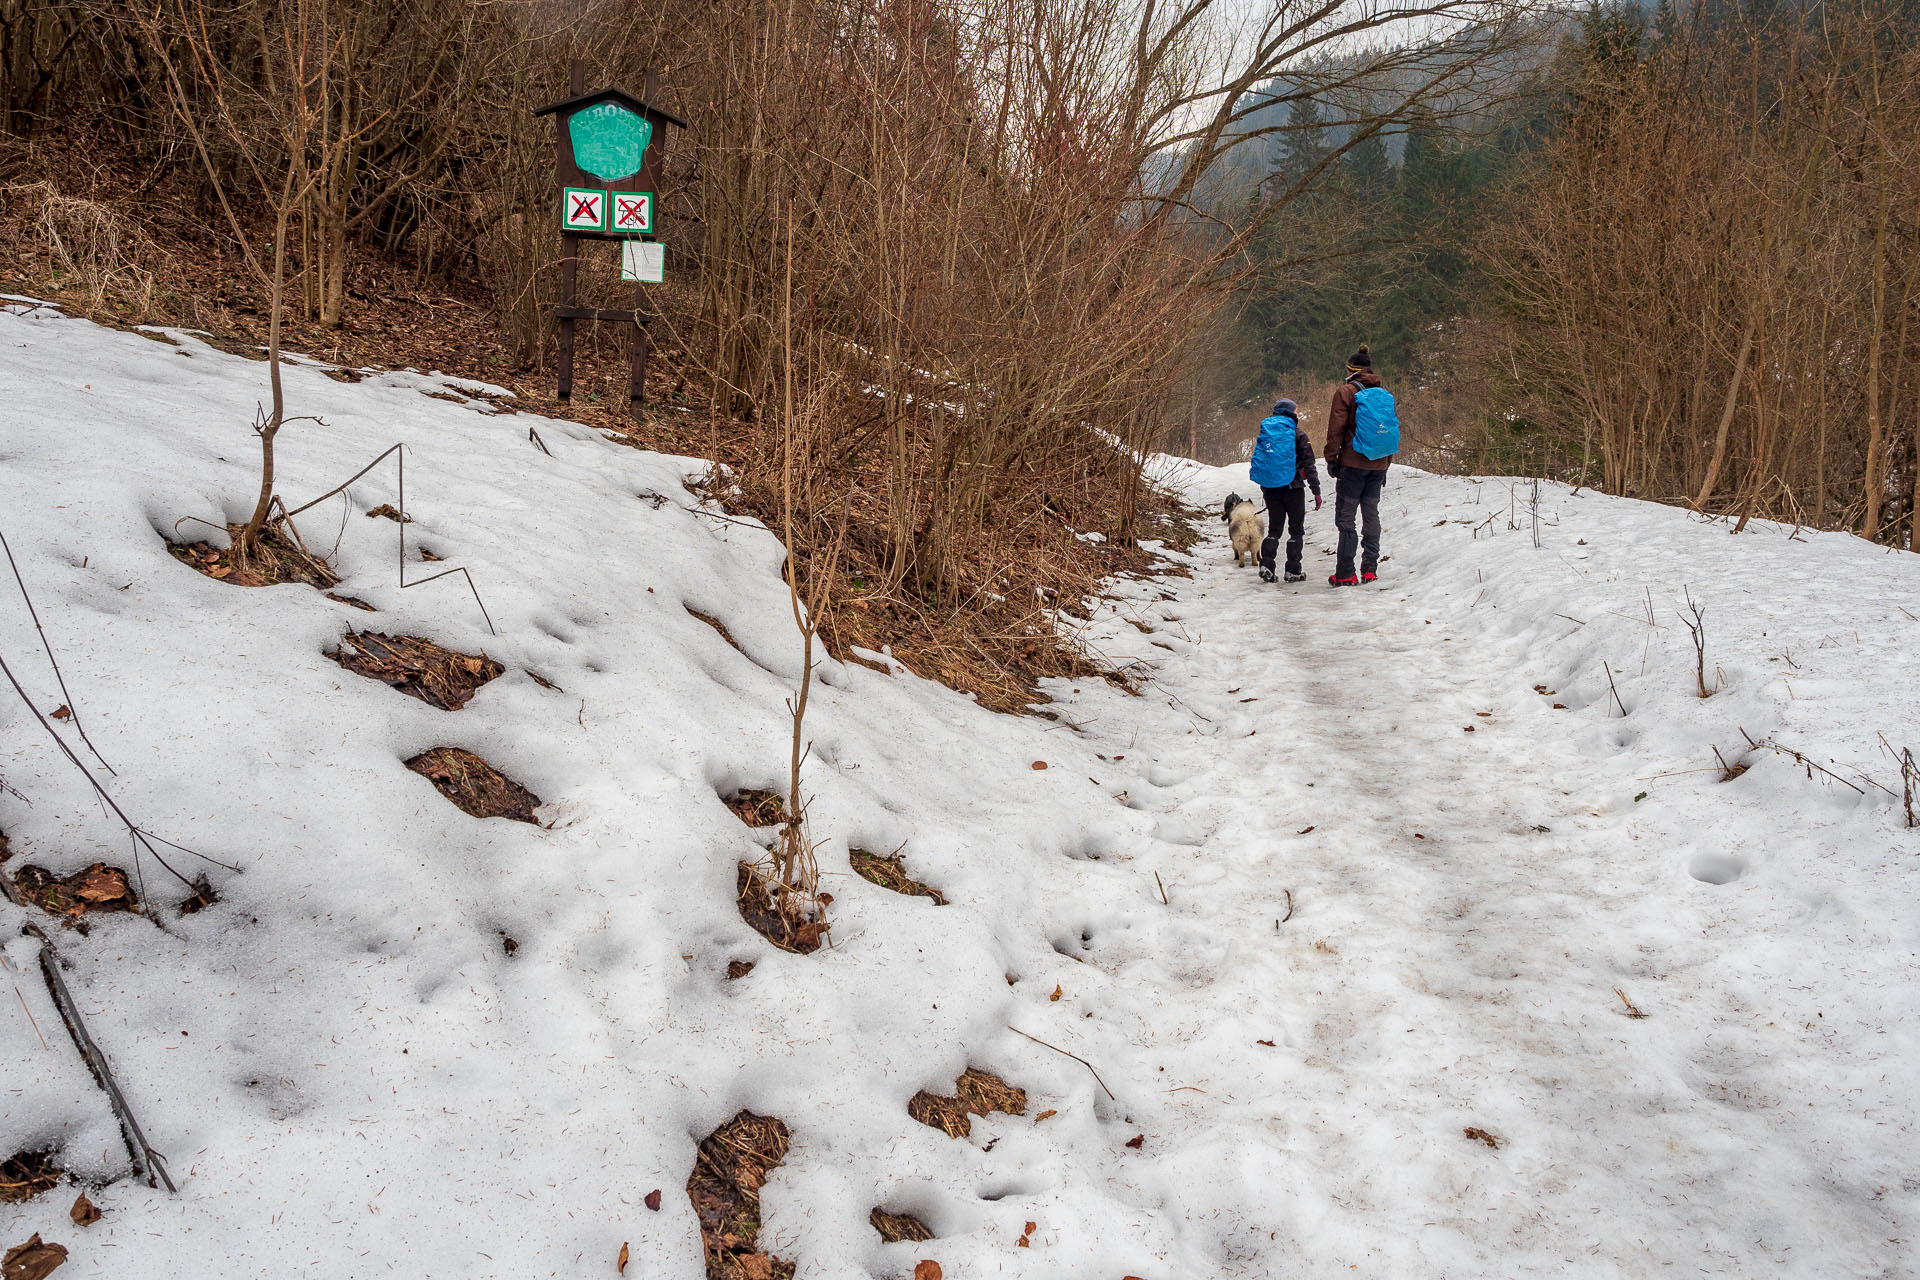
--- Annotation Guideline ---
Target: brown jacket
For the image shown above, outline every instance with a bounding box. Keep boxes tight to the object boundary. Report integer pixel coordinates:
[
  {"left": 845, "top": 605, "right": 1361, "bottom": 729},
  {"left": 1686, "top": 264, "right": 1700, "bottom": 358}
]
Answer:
[{"left": 1325, "top": 371, "right": 1393, "bottom": 472}]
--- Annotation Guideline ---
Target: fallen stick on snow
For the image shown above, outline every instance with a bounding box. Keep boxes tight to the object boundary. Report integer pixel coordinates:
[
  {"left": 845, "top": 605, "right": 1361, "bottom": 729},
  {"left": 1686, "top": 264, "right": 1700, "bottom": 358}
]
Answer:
[
  {"left": 1007, "top": 1025, "right": 1115, "bottom": 1100},
  {"left": 24, "top": 924, "right": 176, "bottom": 1192}
]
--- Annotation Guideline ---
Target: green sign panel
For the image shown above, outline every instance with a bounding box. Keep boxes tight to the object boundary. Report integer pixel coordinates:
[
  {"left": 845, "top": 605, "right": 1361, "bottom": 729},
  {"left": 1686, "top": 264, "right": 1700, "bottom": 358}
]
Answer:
[{"left": 569, "top": 102, "right": 652, "bottom": 181}]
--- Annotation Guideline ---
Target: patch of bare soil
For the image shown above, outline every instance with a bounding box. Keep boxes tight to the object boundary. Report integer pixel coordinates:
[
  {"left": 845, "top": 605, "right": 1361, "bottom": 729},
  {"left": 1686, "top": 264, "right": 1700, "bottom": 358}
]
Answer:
[
  {"left": 723, "top": 790, "right": 785, "bottom": 828},
  {"left": 687, "top": 1110, "right": 796, "bottom": 1280},
  {"left": 405, "top": 748, "right": 540, "bottom": 822},
  {"left": 735, "top": 863, "right": 825, "bottom": 955},
  {"left": 176, "top": 874, "right": 220, "bottom": 916},
  {"left": 12, "top": 863, "right": 139, "bottom": 922},
  {"left": 0, "top": 1152, "right": 62, "bottom": 1205},
  {"left": 850, "top": 849, "right": 947, "bottom": 905},
  {"left": 167, "top": 524, "right": 339, "bottom": 588},
  {"left": 329, "top": 631, "right": 502, "bottom": 710},
  {"left": 870, "top": 1207, "right": 935, "bottom": 1243},
  {"left": 908, "top": 1068, "right": 1028, "bottom": 1138}
]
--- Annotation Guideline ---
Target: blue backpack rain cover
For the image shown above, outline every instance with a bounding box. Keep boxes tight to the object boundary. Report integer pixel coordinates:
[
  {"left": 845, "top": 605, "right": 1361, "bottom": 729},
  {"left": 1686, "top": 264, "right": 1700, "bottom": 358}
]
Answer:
[
  {"left": 1249, "top": 413, "right": 1298, "bottom": 487},
  {"left": 1351, "top": 386, "right": 1401, "bottom": 459}
]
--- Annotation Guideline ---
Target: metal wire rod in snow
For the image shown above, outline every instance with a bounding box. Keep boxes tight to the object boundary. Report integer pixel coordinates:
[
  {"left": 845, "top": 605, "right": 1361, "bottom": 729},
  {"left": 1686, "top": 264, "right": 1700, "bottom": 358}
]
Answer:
[
  {"left": 1007, "top": 1024, "right": 1116, "bottom": 1100},
  {"left": 281, "top": 443, "right": 498, "bottom": 635},
  {"left": 25, "top": 924, "right": 176, "bottom": 1192},
  {"left": 0, "top": 646, "right": 241, "bottom": 905},
  {"left": 1, "top": 526, "right": 115, "bottom": 775}
]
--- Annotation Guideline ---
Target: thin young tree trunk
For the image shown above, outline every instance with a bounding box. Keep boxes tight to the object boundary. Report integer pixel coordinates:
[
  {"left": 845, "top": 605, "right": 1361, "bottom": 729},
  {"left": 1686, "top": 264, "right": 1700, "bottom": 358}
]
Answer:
[{"left": 1692, "top": 313, "right": 1757, "bottom": 511}]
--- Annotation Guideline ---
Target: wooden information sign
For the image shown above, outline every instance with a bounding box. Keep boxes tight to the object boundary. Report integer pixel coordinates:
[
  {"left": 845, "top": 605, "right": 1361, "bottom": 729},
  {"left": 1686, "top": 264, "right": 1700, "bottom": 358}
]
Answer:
[{"left": 534, "top": 63, "right": 687, "bottom": 411}]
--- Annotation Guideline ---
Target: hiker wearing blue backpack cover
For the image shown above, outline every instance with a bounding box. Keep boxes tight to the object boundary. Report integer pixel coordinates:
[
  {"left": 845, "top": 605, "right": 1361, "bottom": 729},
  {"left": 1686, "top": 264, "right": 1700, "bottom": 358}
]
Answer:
[
  {"left": 1247, "top": 397, "right": 1322, "bottom": 583},
  {"left": 1323, "top": 344, "right": 1400, "bottom": 586}
]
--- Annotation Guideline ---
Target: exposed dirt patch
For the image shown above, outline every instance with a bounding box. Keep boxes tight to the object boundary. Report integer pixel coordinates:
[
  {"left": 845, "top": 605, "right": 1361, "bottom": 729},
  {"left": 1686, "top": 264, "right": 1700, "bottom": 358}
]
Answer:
[
  {"left": 0, "top": 830, "right": 10, "bottom": 863},
  {"left": 724, "top": 789, "right": 785, "bottom": 828},
  {"left": 736, "top": 863, "right": 826, "bottom": 955},
  {"left": 405, "top": 748, "right": 540, "bottom": 822},
  {"left": 726, "top": 960, "right": 755, "bottom": 980},
  {"left": 850, "top": 849, "right": 947, "bottom": 905},
  {"left": 176, "top": 874, "right": 220, "bottom": 916},
  {"left": 330, "top": 630, "right": 503, "bottom": 710},
  {"left": 688, "top": 608, "right": 744, "bottom": 654},
  {"left": 870, "top": 1206, "right": 935, "bottom": 1243},
  {"left": 908, "top": 1068, "right": 1028, "bottom": 1138},
  {"left": 167, "top": 524, "right": 339, "bottom": 588},
  {"left": 687, "top": 1110, "right": 796, "bottom": 1280},
  {"left": 12, "top": 863, "right": 139, "bottom": 921},
  {"left": 0, "top": 1152, "right": 63, "bottom": 1205}
]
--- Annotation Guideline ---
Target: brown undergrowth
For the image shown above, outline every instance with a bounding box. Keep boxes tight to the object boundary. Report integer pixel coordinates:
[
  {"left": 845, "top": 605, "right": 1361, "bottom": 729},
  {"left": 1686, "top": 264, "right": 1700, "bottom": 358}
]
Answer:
[
  {"left": 687, "top": 1110, "right": 796, "bottom": 1280},
  {"left": 12, "top": 863, "right": 139, "bottom": 921},
  {"left": 167, "top": 524, "right": 338, "bottom": 589},
  {"left": 908, "top": 1068, "right": 1028, "bottom": 1138},
  {"left": 404, "top": 748, "right": 540, "bottom": 822},
  {"left": 869, "top": 1207, "right": 935, "bottom": 1244},
  {"left": 4, "top": 130, "right": 1194, "bottom": 716},
  {"left": 329, "top": 632, "right": 502, "bottom": 710},
  {"left": 850, "top": 849, "right": 946, "bottom": 905},
  {"left": 0, "top": 1152, "right": 63, "bottom": 1204}
]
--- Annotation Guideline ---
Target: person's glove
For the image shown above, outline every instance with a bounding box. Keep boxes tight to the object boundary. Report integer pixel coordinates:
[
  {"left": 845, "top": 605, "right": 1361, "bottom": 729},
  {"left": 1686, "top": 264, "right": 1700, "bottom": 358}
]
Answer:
[{"left": 1312, "top": 492, "right": 1323, "bottom": 511}]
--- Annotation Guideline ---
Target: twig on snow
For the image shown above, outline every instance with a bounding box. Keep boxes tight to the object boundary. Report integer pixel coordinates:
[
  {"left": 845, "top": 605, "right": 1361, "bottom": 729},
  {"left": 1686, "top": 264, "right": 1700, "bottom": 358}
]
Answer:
[
  {"left": 1280, "top": 888, "right": 1295, "bottom": 925},
  {"left": 1153, "top": 872, "right": 1168, "bottom": 905},
  {"left": 1006, "top": 1025, "right": 1115, "bottom": 1100},
  {"left": 25, "top": 925, "right": 176, "bottom": 1191},
  {"left": 1601, "top": 663, "right": 1627, "bottom": 716},
  {"left": 1, "top": 527, "right": 114, "bottom": 775}
]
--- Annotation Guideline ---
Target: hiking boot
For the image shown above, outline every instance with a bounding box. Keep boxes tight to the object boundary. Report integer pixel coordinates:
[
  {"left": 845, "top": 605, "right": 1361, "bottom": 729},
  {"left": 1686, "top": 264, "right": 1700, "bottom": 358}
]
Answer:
[
  {"left": 1284, "top": 571, "right": 1306, "bottom": 583},
  {"left": 1258, "top": 566, "right": 1277, "bottom": 583},
  {"left": 1328, "top": 573, "right": 1359, "bottom": 587},
  {"left": 1361, "top": 572, "right": 1377, "bottom": 584}
]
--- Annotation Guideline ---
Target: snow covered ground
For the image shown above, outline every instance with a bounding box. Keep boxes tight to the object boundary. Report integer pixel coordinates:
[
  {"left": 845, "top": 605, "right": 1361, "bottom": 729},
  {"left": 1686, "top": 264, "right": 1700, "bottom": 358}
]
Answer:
[{"left": 1, "top": 304, "right": 1916, "bottom": 1278}]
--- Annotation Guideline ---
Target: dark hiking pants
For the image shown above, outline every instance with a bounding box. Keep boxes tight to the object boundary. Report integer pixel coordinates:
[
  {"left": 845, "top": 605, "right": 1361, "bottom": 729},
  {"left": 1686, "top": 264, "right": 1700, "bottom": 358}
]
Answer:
[
  {"left": 1259, "top": 485, "right": 1306, "bottom": 576},
  {"left": 1334, "top": 466, "right": 1387, "bottom": 578}
]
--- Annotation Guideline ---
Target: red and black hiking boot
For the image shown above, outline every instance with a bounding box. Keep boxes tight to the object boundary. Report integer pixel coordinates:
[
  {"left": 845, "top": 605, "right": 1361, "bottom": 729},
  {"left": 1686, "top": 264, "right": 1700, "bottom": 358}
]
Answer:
[
  {"left": 1328, "top": 573, "right": 1360, "bottom": 587},
  {"left": 1361, "top": 572, "right": 1377, "bottom": 584}
]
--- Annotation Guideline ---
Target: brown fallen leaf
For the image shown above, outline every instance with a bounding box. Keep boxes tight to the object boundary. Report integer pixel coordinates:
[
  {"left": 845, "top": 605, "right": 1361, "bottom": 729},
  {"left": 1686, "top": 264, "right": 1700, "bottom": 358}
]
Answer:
[
  {"left": 617, "top": 1241, "right": 629, "bottom": 1274},
  {"left": 1463, "top": 725, "right": 1476, "bottom": 732},
  {"left": 1463, "top": 1126, "right": 1502, "bottom": 1149},
  {"left": 1124, "top": 1134, "right": 1144, "bottom": 1149},
  {"left": 2, "top": 1235, "right": 67, "bottom": 1280},
  {"left": 1017, "top": 1236, "right": 1030, "bottom": 1248},
  {"left": 1297, "top": 825, "right": 1314, "bottom": 835},
  {"left": 913, "top": 1263, "right": 943, "bottom": 1280},
  {"left": 67, "top": 1195, "right": 99, "bottom": 1228},
  {"left": 644, "top": 1189, "right": 661, "bottom": 1211},
  {"left": 1024, "top": 1221, "right": 1037, "bottom": 1235},
  {"left": 1030, "top": 761, "right": 1048, "bottom": 771},
  {"left": 1049, "top": 985, "right": 1062, "bottom": 1002},
  {"left": 1256, "top": 1039, "right": 1275, "bottom": 1047},
  {"left": 49, "top": 706, "right": 71, "bottom": 721},
  {"left": 1033, "top": 1109, "right": 1057, "bottom": 1123},
  {"left": 737, "top": 1254, "right": 774, "bottom": 1280},
  {"left": 74, "top": 865, "right": 134, "bottom": 905}
]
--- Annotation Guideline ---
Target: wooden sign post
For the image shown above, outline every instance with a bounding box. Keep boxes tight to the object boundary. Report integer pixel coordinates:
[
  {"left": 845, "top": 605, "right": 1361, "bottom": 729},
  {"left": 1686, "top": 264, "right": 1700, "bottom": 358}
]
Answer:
[{"left": 535, "top": 62, "right": 687, "bottom": 413}]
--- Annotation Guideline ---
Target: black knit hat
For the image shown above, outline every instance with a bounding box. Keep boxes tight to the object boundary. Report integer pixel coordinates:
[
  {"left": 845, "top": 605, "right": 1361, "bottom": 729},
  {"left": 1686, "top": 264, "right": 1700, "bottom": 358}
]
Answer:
[{"left": 1346, "top": 344, "right": 1372, "bottom": 371}]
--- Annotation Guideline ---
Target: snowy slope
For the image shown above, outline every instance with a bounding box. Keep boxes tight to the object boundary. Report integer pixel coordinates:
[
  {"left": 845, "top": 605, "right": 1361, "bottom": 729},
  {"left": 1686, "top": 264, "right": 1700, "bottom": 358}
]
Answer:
[{"left": 1, "top": 304, "right": 1916, "bottom": 1279}]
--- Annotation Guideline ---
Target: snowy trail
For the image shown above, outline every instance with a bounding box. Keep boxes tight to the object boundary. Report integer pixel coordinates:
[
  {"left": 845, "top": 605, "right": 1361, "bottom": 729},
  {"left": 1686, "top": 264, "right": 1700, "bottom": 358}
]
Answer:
[
  {"left": 1050, "top": 467, "right": 1917, "bottom": 1277},
  {"left": 2, "top": 308, "right": 1914, "bottom": 1279}
]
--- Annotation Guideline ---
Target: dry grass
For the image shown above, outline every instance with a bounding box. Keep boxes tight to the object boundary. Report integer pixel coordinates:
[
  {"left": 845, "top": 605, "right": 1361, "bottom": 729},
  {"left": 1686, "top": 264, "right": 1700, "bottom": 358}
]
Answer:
[
  {"left": 869, "top": 1207, "right": 935, "bottom": 1243},
  {"left": 850, "top": 849, "right": 946, "bottom": 906},
  {"left": 686, "top": 1110, "right": 796, "bottom": 1280},
  {"left": 735, "top": 862, "right": 825, "bottom": 955},
  {"left": 0, "top": 1151, "right": 63, "bottom": 1204},
  {"left": 168, "top": 523, "right": 339, "bottom": 589},
  {"left": 404, "top": 748, "right": 540, "bottom": 822},
  {"left": 724, "top": 790, "right": 786, "bottom": 828},
  {"left": 329, "top": 631, "right": 503, "bottom": 710},
  {"left": 908, "top": 1068, "right": 1028, "bottom": 1138}
]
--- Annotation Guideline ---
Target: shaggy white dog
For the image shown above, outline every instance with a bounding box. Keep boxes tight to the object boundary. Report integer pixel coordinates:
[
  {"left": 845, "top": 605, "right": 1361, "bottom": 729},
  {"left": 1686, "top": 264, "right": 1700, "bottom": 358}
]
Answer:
[{"left": 1221, "top": 493, "right": 1265, "bottom": 568}]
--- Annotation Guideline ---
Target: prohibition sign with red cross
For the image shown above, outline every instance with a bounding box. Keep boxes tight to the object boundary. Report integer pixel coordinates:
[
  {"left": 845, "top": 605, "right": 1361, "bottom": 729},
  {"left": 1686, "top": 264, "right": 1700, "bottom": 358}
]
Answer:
[
  {"left": 561, "top": 186, "right": 606, "bottom": 232},
  {"left": 611, "top": 191, "right": 653, "bottom": 233}
]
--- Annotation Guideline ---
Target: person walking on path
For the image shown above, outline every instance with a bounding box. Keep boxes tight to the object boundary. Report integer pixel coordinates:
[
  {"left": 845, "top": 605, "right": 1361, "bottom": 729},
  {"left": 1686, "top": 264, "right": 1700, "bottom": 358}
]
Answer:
[
  {"left": 1248, "top": 398, "right": 1322, "bottom": 583},
  {"left": 1323, "top": 345, "right": 1400, "bottom": 586}
]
